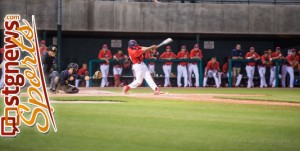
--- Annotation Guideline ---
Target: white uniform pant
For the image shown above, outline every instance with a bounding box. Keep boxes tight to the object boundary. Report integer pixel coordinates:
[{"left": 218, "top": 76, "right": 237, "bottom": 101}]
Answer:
[
  {"left": 217, "top": 72, "right": 222, "bottom": 85},
  {"left": 222, "top": 72, "right": 241, "bottom": 87},
  {"left": 281, "top": 65, "right": 294, "bottom": 88},
  {"left": 269, "top": 66, "right": 276, "bottom": 87},
  {"left": 113, "top": 67, "right": 123, "bottom": 76},
  {"left": 246, "top": 65, "right": 255, "bottom": 88},
  {"left": 177, "top": 65, "right": 188, "bottom": 87},
  {"left": 100, "top": 64, "right": 109, "bottom": 87},
  {"left": 75, "top": 79, "right": 89, "bottom": 88},
  {"left": 0, "top": 60, "right": 6, "bottom": 88},
  {"left": 203, "top": 70, "right": 220, "bottom": 87},
  {"left": 128, "top": 62, "right": 157, "bottom": 91},
  {"left": 188, "top": 63, "right": 199, "bottom": 87},
  {"left": 163, "top": 65, "right": 172, "bottom": 87},
  {"left": 258, "top": 66, "right": 267, "bottom": 88},
  {"left": 148, "top": 64, "right": 155, "bottom": 74}
]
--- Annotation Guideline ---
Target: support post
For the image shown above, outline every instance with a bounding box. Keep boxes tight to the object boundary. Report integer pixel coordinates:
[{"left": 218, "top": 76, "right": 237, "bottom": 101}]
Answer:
[
  {"left": 57, "top": 0, "right": 62, "bottom": 72},
  {"left": 228, "top": 59, "right": 232, "bottom": 87}
]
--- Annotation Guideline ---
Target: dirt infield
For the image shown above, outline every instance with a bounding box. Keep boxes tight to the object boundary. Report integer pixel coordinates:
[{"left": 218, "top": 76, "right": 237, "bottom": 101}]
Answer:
[{"left": 22, "top": 88, "right": 300, "bottom": 106}]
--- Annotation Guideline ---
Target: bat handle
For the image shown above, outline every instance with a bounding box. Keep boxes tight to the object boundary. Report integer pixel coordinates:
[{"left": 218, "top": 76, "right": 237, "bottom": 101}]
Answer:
[{"left": 157, "top": 43, "right": 163, "bottom": 48}]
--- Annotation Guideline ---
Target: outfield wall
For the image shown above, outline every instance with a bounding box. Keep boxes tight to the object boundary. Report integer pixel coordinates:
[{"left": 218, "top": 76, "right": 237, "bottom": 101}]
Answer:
[{"left": 1, "top": 1, "right": 300, "bottom": 35}]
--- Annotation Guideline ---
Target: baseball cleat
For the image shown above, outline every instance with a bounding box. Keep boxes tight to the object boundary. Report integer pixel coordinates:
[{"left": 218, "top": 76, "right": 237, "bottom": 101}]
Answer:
[
  {"left": 123, "top": 85, "right": 130, "bottom": 94},
  {"left": 154, "top": 88, "right": 160, "bottom": 95}
]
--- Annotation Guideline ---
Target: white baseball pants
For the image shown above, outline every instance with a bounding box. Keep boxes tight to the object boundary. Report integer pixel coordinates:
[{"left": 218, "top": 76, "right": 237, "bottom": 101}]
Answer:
[
  {"left": 75, "top": 79, "right": 89, "bottom": 88},
  {"left": 188, "top": 63, "right": 199, "bottom": 87},
  {"left": 113, "top": 67, "right": 123, "bottom": 76},
  {"left": 203, "top": 70, "right": 220, "bottom": 88},
  {"left": 258, "top": 66, "right": 267, "bottom": 88},
  {"left": 246, "top": 65, "right": 255, "bottom": 88},
  {"left": 163, "top": 65, "right": 172, "bottom": 87},
  {"left": 177, "top": 65, "right": 188, "bottom": 87},
  {"left": 128, "top": 62, "right": 157, "bottom": 90},
  {"left": 100, "top": 64, "right": 109, "bottom": 87},
  {"left": 148, "top": 64, "right": 155, "bottom": 74},
  {"left": 281, "top": 65, "right": 294, "bottom": 88}
]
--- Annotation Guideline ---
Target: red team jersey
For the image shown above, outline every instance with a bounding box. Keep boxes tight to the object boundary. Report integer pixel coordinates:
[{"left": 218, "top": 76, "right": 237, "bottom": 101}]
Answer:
[
  {"left": 245, "top": 52, "right": 260, "bottom": 66},
  {"left": 222, "top": 62, "right": 228, "bottom": 73},
  {"left": 176, "top": 51, "right": 189, "bottom": 66},
  {"left": 206, "top": 60, "right": 220, "bottom": 71},
  {"left": 160, "top": 52, "right": 176, "bottom": 65},
  {"left": 39, "top": 46, "right": 47, "bottom": 55},
  {"left": 78, "top": 68, "right": 88, "bottom": 76},
  {"left": 98, "top": 49, "right": 112, "bottom": 65},
  {"left": 113, "top": 53, "right": 126, "bottom": 67},
  {"left": 0, "top": 48, "right": 4, "bottom": 60},
  {"left": 145, "top": 51, "right": 156, "bottom": 65},
  {"left": 189, "top": 49, "right": 202, "bottom": 64},
  {"left": 128, "top": 47, "right": 144, "bottom": 64},
  {"left": 286, "top": 54, "right": 299, "bottom": 66},
  {"left": 271, "top": 52, "right": 284, "bottom": 66},
  {"left": 260, "top": 55, "right": 271, "bottom": 67}
]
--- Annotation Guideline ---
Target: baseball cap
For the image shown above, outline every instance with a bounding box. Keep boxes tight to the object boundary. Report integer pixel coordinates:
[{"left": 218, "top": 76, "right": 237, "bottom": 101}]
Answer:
[
  {"left": 181, "top": 45, "right": 186, "bottom": 49},
  {"left": 194, "top": 44, "right": 199, "bottom": 48},
  {"left": 40, "top": 40, "right": 46, "bottom": 45},
  {"left": 102, "top": 44, "right": 108, "bottom": 49},
  {"left": 166, "top": 46, "right": 171, "bottom": 49}
]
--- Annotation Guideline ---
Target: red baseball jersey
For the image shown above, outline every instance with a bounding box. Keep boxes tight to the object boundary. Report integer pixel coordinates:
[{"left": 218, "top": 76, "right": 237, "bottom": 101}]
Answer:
[
  {"left": 271, "top": 52, "right": 284, "bottom": 66},
  {"left": 39, "top": 46, "right": 47, "bottom": 55},
  {"left": 245, "top": 52, "right": 260, "bottom": 66},
  {"left": 176, "top": 51, "right": 189, "bottom": 66},
  {"left": 286, "top": 54, "right": 299, "bottom": 66},
  {"left": 0, "top": 48, "right": 4, "bottom": 60},
  {"left": 222, "top": 62, "right": 228, "bottom": 73},
  {"left": 98, "top": 49, "right": 112, "bottom": 65},
  {"left": 160, "top": 52, "right": 176, "bottom": 65},
  {"left": 189, "top": 49, "right": 202, "bottom": 64},
  {"left": 128, "top": 46, "right": 144, "bottom": 64},
  {"left": 77, "top": 68, "right": 88, "bottom": 76},
  {"left": 206, "top": 60, "right": 220, "bottom": 71},
  {"left": 271, "top": 52, "right": 283, "bottom": 58},
  {"left": 113, "top": 53, "right": 126, "bottom": 68},
  {"left": 145, "top": 51, "right": 156, "bottom": 65},
  {"left": 259, "top": 55, "right": 271, "bottom": 67}
]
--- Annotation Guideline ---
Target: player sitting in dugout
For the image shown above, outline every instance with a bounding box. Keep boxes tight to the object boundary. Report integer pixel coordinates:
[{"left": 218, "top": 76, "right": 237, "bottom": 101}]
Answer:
[{"left": 75, "top": 63, "right": 89, "bottom": 88}]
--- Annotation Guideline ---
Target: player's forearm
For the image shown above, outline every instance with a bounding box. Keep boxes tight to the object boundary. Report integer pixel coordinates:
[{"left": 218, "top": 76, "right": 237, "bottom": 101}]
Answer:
[{"left": 141, "top": 46, "right": 152, "bottom": 52}]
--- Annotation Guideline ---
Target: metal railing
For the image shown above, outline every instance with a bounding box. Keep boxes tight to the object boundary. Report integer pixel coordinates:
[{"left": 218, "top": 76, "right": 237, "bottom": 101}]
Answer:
[
  {"left": 228, "top": 59, "right": 287, "bottom": 87},
  {"left": 89, "top": 58, "right": 295, "bottom": 88},
  {"left": 88, "top": 59, "right": 203, "bottom": 87}
]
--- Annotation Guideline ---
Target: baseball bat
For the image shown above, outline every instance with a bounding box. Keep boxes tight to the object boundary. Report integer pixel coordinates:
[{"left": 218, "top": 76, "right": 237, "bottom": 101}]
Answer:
[{"left": 157, "top": 38, "right": 173, "bottom": 48}]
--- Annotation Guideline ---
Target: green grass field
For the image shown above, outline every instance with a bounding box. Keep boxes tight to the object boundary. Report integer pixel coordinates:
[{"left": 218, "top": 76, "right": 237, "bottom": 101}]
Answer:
[{"left": 0, "top": 88, "right": 300, "bottom": 151}]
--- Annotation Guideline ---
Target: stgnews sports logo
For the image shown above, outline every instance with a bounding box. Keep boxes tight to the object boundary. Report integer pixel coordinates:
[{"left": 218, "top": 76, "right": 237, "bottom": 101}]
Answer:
[{"left": 0, "top": 14, "right": 57, "bottom": 137}]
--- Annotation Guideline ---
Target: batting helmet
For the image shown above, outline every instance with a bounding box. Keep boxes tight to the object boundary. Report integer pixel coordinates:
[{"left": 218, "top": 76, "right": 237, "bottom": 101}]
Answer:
[{"left": 128, "top": 40, "right": 138, "bottom": 49}]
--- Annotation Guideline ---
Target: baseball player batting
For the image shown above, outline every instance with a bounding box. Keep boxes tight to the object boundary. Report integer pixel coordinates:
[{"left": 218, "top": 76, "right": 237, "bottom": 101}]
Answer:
[{"left": 123, "top": 40, "right": 160, "bottom": 95}]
